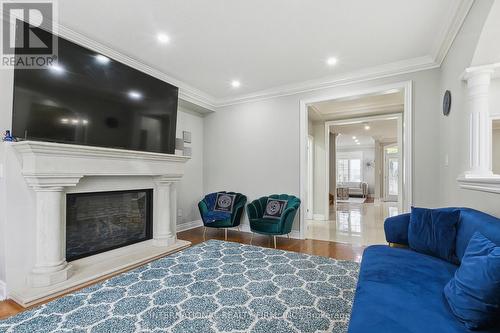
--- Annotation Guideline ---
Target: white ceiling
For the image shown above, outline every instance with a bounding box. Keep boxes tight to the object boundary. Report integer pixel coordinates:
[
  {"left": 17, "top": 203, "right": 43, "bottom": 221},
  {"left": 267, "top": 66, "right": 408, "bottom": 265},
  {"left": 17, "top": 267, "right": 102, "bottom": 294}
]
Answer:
[
  {"left": 57, "top": 0, "right": 472, "bottom": 106},
  {"left": 333, "top": 118, "right": 398, "bottom": 147}
]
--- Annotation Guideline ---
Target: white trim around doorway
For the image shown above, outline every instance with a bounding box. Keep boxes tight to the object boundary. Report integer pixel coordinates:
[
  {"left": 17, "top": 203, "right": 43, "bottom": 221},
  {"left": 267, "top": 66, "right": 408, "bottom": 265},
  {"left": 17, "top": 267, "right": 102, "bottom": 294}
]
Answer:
[{"left": 299, "top": 80, "right": 413, "bottom": 240}]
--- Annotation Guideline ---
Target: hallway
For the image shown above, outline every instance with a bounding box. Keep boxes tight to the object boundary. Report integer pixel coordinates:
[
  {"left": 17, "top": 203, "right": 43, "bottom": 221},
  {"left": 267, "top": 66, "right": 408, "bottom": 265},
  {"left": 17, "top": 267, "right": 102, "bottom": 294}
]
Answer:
[{"left": 305, "top": 200, "right": 399, "bottom": 246}]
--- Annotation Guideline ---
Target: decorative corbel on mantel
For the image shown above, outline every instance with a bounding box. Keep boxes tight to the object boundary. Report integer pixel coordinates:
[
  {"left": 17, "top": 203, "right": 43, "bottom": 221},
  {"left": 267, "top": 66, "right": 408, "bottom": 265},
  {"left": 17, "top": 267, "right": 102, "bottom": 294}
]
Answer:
[{"left": 457, "top": 63, "right": 500, "bottom": 193}]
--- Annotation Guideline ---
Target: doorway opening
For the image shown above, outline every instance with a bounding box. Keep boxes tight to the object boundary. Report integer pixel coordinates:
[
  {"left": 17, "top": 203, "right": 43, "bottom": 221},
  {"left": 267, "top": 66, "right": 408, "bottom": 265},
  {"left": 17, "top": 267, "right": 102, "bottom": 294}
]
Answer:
[{"left": 300, "top": 81, "right": 412, "bottom": 244}]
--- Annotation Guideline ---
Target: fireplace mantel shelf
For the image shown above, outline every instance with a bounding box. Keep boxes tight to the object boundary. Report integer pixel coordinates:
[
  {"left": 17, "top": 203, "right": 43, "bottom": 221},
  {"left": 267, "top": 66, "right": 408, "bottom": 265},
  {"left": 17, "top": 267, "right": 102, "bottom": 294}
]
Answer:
[{"left": 10, "top": 140, "right": 190, "bottom": 187}]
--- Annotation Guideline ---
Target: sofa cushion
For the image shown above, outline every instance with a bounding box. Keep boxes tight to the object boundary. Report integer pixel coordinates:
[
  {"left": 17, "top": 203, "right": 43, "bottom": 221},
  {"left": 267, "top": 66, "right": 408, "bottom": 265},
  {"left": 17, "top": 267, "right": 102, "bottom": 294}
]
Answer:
[
  {"left": 348, "top": 245, "right": 500, "bottom": 333},
  {"left": 455, "top": 208, "right": 500, "bottom": 262},
  {"left": 408, "top": 207, "right": 460, "bottom": 263},
  {"left": 444, "top": 232, "right": 500, "bottom": 330}
]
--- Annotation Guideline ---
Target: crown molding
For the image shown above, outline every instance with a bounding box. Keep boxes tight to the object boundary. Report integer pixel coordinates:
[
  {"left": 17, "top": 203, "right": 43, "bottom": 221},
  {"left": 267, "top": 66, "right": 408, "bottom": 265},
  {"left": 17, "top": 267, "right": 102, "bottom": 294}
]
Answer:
[
  {"left": 215, "top": 55, "right": 438, "bottom": 107},
  {"left": 431, "top": 0, "right": 475, "bottom": 65}
]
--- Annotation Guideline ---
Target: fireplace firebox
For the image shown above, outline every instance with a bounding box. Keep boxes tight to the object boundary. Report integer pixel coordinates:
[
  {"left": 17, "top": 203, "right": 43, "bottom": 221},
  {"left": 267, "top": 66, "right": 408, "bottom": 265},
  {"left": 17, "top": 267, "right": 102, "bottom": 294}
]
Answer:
[{"left": 66, "top": 189, "right": 153, "bottom": 261}]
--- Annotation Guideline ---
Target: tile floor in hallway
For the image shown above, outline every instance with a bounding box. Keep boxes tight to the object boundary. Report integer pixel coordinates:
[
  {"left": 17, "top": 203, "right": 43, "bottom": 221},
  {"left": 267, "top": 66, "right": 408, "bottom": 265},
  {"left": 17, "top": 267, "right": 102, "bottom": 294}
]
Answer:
[{"left": 306, "top": 199, "right": 400, "bottom": 246}]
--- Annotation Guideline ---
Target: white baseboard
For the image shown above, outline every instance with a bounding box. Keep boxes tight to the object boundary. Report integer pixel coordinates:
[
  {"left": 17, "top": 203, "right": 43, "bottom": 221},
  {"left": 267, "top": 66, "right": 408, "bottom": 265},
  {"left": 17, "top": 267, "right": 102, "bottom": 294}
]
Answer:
[
  {"left": 176, "top": 220, "right": 203, "bottom": 232},
  {"left": 313, "top": 214, "right": 326, "bottom": 221},
  {"left": 0, "top": 280, "right": 6, "bottom": 301}
]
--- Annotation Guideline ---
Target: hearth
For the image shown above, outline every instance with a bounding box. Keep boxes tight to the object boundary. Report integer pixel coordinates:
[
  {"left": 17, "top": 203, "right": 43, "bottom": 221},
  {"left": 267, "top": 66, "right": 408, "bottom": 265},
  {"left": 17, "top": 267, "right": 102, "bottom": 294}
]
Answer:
[{"left": 66, "top": 189, "right": 153, "bottom": 261}]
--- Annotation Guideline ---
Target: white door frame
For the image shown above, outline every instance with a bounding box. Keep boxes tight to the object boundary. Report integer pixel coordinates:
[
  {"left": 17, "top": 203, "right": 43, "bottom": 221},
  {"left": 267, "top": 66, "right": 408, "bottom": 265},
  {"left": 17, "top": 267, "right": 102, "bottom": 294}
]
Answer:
[
  {"left": 306, "top": 135, "right": 314, "bottom": 219},
  {"left": 299, "top": 81, "right": 413, "bottom": 239}
]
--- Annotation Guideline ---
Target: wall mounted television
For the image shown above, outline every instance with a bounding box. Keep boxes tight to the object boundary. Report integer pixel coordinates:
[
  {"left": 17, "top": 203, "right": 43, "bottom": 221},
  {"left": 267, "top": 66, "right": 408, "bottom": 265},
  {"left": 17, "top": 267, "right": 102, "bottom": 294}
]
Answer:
[{"left": 12, "top": 23, "right": 178, "bottom": 154}]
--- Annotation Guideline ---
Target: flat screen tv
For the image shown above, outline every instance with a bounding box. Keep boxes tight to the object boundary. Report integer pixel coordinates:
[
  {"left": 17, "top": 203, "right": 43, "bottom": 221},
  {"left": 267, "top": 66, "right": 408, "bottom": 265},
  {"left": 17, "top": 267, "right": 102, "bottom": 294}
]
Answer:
[{"left": 12, "top": 25, "right": 178, "bottom": 154}]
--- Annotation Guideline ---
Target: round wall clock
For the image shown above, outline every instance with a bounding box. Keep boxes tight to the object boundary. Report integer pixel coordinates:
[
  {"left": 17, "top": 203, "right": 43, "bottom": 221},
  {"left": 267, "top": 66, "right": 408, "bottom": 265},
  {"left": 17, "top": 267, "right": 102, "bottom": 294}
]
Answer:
[{"left": 443, "top": 90, "right": 452, "bottom": 116}]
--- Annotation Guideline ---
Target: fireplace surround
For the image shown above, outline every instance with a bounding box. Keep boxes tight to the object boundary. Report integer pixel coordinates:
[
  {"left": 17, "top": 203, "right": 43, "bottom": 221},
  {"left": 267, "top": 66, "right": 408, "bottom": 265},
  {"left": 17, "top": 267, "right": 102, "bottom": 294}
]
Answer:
[{"left": 3, "top": 140, "right": 190, "bottom": 306}]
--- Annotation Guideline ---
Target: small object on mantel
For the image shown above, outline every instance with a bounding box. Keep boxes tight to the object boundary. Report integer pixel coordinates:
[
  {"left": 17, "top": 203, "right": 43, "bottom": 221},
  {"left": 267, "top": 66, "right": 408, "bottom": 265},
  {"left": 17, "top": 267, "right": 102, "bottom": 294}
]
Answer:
[
  {"left": 2, "top": 130, "right": 16, "bottom": 142},
  {"left": 183, "top": 131, "right": 191, "bottom": 143},
  {"left": 183, "top": 146, "right": 192, "bottom": 157}
]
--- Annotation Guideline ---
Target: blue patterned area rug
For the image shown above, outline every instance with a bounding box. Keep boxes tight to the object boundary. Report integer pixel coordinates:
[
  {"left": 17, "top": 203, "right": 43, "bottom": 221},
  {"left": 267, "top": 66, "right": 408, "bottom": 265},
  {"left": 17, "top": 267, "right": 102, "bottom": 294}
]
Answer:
[{"left": 0, "top": 240, "right": 360, "bottom": 333}]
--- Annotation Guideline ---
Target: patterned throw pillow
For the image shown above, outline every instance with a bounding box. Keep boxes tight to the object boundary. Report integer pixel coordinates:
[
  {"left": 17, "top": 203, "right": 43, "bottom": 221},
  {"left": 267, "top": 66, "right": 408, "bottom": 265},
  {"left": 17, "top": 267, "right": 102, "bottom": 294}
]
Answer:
[
  {"left": 213, "top": 192, "right": 236, "bottom": 213},
  {"left": 263, "top": 198, "right": 288, "bottom": 219}
]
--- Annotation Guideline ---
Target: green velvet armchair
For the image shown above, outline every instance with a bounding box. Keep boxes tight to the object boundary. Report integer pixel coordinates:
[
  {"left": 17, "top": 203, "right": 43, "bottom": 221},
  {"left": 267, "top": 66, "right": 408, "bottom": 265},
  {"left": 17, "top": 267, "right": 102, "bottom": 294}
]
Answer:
[
  {"left": 246, "top": 194, "right": 301, "bottom": 248},
  {"left": 198, "top": 191, "right": 247, "bottom": 240}
]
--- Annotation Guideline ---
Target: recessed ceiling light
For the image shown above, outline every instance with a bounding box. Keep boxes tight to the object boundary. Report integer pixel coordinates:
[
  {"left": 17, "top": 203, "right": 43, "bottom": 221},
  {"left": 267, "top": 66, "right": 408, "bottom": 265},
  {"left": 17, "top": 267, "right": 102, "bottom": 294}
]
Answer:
[
  {"left": 352, "top": 136, "right": 357, "bottom": 140},
  {"left": 364, "top": 124, "right": 371, "bottom": 130},
  {"left": 60, "top": 118, "right": 69, "bottom": 124},
  {"left": 128, "top": 90, "right": 143, "bottom": 100},
  {"left": 48, "top": 64, "right": 65, "bottom": 74},
  {"left": 157, "top": 33, "right": 170, "bottom": 44},
  {"left": 95, "top": 54, "right": 110, "bottom": 64},
  {"left": 71, "top": 119, "right": 79, "bottom": 124},
  {"left": 82, "top": 119, "right": 89, "bottom": 125},
  {"left": 356, "top": 142, "right": 361, "bottom": 145},
  {"left": 231, "top": 80, "right": 241, "bottom": 88},
  {"left": 326, "top": 57, "right": 338, "bottom": 66}
]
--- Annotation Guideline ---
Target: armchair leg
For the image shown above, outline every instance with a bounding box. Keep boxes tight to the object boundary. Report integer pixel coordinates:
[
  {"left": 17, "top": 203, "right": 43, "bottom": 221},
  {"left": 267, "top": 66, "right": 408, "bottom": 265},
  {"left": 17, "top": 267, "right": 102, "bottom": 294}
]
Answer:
[
  {"left": 250, "top": 232, "right": 254, "bottom": 245},
  {"left": 203, "top": 227, "right": 207, "bottom": 241},
  {"left": 224, "top": 228, "right": 228, "bottom": 241},
  {"left": 237, "top": 226, "right": 240, "bottom": 232},
  {"left": 273, "top": 236, "right": 277, "bottom": 249},
  {"left": 287, "top": 233, "right": 290, "bottom": 239}
]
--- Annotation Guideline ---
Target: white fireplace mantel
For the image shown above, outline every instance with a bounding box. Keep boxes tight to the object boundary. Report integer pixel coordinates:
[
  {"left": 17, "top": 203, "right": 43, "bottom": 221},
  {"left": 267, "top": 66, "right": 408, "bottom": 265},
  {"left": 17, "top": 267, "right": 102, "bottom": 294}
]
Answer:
[{"left": 9, "top": 141, "right": 191, "bottom": 305}]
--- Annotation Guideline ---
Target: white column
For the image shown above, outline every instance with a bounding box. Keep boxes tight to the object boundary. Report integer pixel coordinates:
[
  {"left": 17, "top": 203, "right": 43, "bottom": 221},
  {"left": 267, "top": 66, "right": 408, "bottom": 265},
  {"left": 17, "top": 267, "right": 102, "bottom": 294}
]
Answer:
[
  {"left": 465, "top": 69, "right": 494, "bottom": 176},
  {"left": 153, "top": 177, "right": 179, "bottom": 246},
  {"left": 29, "top": 187, "right": 72, "bottom": 287}
]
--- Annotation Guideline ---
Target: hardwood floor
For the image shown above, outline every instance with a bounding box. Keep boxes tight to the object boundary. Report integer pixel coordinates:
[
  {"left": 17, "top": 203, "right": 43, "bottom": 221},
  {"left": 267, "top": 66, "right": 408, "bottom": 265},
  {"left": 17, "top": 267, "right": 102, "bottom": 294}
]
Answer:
[
  {"left": 0, "top": 227, "right": 365, "bottom": 320},
  {"left": 179, "top": 227, "right": 365, "bottom": 262}
]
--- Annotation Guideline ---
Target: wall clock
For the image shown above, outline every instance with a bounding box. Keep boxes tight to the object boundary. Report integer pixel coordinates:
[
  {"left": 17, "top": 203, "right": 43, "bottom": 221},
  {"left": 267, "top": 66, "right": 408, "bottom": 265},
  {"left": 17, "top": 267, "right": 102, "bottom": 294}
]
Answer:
[{"left": 443, "top": 90, "right": 452, "bottom": 116}]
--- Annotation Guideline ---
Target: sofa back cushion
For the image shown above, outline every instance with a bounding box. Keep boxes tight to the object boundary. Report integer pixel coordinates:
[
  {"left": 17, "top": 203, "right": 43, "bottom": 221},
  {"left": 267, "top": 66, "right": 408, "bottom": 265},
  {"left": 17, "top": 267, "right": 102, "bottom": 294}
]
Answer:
[
  {"left": 456, "top": 209, "right": 500, "bottom": 262},
  {"left": 444, "top": 232, "right": 500, "bottom": 330},
  {"left": 408, "top": 207, "right": 460, "bottom": 263}
]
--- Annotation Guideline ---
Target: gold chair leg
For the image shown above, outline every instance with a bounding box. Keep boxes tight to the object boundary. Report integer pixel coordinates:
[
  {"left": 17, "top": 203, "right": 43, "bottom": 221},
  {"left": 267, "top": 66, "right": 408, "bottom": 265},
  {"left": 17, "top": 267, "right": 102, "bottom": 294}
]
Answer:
[
  {"left": 203, "top": 227, "right": 207, "bottom": 241},
  {"left": 237, "top": 226, "right": 240, "bottom": 232},
  {"left": 224, "top": 228, "right": 228, "bottom": 241},
  {"left": 287, "top": 233, "right": 290, "bottom": 239},
  {"left": 250, "top": 232, "right": 254, "bottom": 245},
  {"left": 273, "top": 235, "right": 277, "bottom": 249}
]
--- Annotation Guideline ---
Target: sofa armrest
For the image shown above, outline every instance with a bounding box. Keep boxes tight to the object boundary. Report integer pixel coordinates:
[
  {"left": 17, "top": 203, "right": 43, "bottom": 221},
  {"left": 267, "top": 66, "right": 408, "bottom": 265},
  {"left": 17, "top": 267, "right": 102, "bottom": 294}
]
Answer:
[{"left": 384, "top": 213, "right": 410, "bottom": 245}]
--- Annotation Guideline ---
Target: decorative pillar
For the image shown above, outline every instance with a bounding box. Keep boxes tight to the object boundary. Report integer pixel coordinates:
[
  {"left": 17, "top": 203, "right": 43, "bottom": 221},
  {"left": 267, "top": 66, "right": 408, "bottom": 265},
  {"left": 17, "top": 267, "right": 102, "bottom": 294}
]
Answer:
[
  {"left": 28, "top": 186, "right": 72, "bottom": 287},
  {"left": 465, "top": 69, "right": 494, "bottom": 176},
  {"left": 153, "top": 177, "right": 180, "bottom": 246}
]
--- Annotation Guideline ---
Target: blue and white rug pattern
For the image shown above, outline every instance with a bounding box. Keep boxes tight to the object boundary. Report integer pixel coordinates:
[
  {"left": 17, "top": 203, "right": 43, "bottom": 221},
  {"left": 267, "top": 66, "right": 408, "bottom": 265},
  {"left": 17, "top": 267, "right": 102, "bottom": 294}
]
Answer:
[{"left": 0, "top": 240, "right": 360, "bottom": 333}]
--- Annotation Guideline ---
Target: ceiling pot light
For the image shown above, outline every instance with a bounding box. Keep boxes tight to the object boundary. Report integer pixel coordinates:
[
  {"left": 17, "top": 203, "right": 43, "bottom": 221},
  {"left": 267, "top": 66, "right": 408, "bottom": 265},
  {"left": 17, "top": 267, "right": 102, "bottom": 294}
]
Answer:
[
  {"left": 157, "top": 33, "right": 170, "bottom": 44},
  {"left": 364, "top": 124, "right": 371, "bottom": 130},
  {"left": 326, "top": 57, "right": 338, "bottom": 66},
  {"left": 352, "top": 136, "right": 357, "bottom": 140},
  {"left": 231, "top": 80, "right": 241, "bottom": 88}
]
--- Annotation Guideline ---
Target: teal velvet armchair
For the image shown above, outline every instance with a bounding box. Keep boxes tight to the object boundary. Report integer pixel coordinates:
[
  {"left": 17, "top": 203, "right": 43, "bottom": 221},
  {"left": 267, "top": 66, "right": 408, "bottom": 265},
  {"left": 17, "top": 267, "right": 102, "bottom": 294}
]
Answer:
[
  {"left": 198, "top": 191, "right": 247, "bottom": 240},
  {"left": 246, "top": 194, "right": 301, "bottom": 248}
]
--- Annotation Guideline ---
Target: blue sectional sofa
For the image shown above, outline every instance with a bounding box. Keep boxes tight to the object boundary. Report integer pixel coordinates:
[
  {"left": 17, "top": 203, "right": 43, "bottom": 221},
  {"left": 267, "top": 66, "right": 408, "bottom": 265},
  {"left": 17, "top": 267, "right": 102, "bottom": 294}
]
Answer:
[{"left": 348, "top": 208, "right": 500, "bottom": 333}]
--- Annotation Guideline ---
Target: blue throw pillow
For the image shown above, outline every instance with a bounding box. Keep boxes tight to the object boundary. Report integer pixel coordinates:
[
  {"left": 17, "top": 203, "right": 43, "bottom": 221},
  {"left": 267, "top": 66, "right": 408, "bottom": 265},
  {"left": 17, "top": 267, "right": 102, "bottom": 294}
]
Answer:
[
  {"left": 408, "top": 207, "right": 460, "bottom": 263},
  {"left": 444, "top": 232, "right": 500, "bottom": 330}
]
